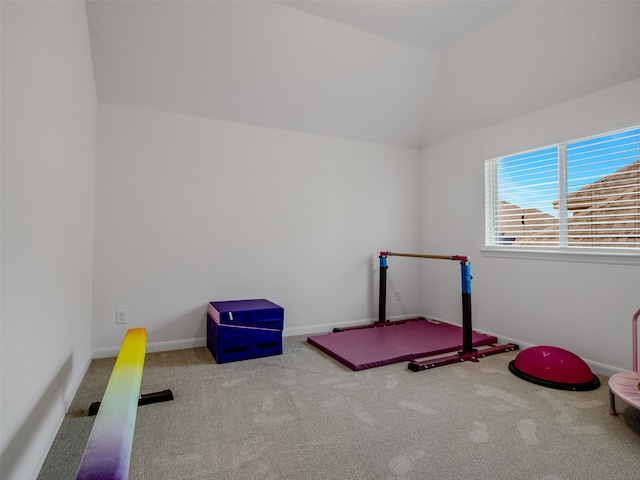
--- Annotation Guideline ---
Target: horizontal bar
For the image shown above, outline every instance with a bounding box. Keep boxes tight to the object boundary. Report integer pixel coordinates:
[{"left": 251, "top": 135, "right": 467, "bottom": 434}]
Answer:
[{"left": 380, "top": 251, "right": 469, "bottom": 262}]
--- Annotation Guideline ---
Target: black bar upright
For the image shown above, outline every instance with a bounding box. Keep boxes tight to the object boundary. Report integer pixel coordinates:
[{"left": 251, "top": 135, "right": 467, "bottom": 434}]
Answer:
[
  {"left": 378, "top": 254, "right": 388, "bottom": 323},
  {"left": 461, "top": 293, "right": 473, "bottom": 353},
  {"left": 460, "top": 261, "right": 474, "bottom": 354}
]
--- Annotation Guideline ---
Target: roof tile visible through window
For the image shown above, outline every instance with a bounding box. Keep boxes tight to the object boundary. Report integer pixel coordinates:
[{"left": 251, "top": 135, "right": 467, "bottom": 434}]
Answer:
[{"left": 505, "top": 160, "right": 640, "bottom": 248}]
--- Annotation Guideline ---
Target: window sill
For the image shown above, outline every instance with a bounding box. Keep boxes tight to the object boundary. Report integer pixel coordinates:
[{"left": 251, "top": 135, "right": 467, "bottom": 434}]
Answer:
[{"left": 480, "top": 247, "right": 640, "bottom": 266}]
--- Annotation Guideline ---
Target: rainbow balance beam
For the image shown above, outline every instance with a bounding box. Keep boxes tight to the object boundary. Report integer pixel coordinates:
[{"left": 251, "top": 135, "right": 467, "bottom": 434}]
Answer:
[{"left": 76, "top": 328, "right": 171, "bottom": 480}]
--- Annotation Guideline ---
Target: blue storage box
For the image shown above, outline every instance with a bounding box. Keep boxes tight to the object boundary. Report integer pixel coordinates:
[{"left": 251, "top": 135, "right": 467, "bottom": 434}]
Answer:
[
  {"left": 208, "top": 299, "right": 284, "bottom": 330},
  {"left": 207, "top": 313, "right": 282, "bottom": 364}
]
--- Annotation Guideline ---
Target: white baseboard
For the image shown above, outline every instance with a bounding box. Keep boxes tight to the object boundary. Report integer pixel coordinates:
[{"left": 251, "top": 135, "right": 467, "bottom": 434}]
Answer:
[
  {"left": 93, "top": 337, "right": 207, "bottom": 359},
  {"left": 283, "top": 314, "right": 425, "bottom": 337},
  {"left": 18, "top": 349, "right": 92, "bottom": 480},
  {"left": 91, "top": 316, "right": 624, "bottom": 378},
  {"left": 459, "top": 324, "right": 623, "bottom": 378}
]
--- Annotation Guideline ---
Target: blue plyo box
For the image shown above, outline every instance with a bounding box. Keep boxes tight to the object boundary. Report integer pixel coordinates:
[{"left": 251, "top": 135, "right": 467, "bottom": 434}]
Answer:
[
  {"left": 206, "top": 311, "right": 283, "bottom": 364},
  {"left": 208, "top": 299, "right": 284, "bottom": 330}
]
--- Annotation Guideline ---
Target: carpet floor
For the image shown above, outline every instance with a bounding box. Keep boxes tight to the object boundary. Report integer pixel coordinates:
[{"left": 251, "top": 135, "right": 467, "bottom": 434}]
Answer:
[{"left": 38, "top": 335, "right": 640, "bottom": 480}]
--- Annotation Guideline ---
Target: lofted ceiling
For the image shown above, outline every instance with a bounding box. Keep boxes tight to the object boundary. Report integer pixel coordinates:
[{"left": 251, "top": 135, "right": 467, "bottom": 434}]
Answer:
[
  {"left": 275, "top": 0, "right": 525, "bottom": 54},
  {"left": 86, "top": 1, "right": 640, "bottom": 149}
]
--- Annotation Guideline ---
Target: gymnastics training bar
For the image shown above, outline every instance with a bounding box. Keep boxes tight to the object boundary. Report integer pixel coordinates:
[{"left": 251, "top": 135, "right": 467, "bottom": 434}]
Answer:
[
  {"left": 76, "top": 328, "right": 172, "bottom": 480},
  {"left": 378, "top": 251, "right": 472, "bottom": 351},
  {"left": 379, "top": 251, "right": 518, "bottom": 372}
]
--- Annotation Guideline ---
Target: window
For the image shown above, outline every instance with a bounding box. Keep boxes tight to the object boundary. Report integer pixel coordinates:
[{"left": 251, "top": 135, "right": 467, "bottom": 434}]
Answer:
[{"left": 485, "top": 126, "right": 640, "bottom": 252}]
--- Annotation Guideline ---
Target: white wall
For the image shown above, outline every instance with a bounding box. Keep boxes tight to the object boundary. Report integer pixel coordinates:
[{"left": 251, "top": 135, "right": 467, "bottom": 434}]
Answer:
[
  {"left": 422, "top": 1, "right": 640, "bottom": 146},
  {"left": 86, "top": 0, "right": 438, "bottom": 149},
  {"left": 419, "top": 78, "right": 640, "bottom": 376},
  {"left": 0, "top": 2, "right": 96, "bottom": 480},
  {"left": 93, "top": 104, "right": 422, "bottom": 353}
]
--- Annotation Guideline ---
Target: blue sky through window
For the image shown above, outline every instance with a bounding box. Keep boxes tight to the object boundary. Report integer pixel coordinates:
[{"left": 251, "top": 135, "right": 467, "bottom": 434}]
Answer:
[
  {"left": 497, "top": 127, "right": 640, "bottom": 217},
  {"left": 498, "top": 146, "right": 558, "bottom": 216},
  {"left": 566, "top": 128, "right": 640, "bottom": 193}
]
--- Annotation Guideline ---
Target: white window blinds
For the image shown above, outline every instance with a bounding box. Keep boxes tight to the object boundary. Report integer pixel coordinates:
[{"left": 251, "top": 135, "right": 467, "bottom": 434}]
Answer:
[{"left": 486, "top": 126, "right": 640, "bottom": 250}]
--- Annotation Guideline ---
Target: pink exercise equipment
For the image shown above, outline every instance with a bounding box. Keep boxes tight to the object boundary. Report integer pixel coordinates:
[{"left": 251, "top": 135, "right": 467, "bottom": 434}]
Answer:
[
  {"left": 509, "top": 345, "right": 600, "bottom": 391},
  {"left": 608, "top": 307, "right": 640, "bottom": 416},
  {"left": 307, "top": 251, "right": 518, "bottom": 371}
]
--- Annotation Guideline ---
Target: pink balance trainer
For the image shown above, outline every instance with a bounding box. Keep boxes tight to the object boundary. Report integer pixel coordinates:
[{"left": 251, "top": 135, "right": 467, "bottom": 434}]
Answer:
[{"left": 509, "top": 345, "right": 600, "bottom": 391}]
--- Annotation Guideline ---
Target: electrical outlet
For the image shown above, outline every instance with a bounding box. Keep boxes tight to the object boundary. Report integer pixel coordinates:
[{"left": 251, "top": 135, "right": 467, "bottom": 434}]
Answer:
[
  {"left": 116, "top": 310, "right": 127, "bottom": 324},
  {"left": 395, "top": 290, "right": 401, "bottom": 301}
]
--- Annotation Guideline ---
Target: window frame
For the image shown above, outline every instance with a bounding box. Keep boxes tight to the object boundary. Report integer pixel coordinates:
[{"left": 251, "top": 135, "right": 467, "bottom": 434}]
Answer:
[{"left": 482, "top": 122, "right": 640, "bottom": 266}]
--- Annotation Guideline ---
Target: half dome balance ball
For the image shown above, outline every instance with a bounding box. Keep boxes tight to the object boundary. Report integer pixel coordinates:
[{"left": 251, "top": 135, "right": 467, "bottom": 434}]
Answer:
[{"left": 509, "top": 345, "right": 600, "bottom": 391}]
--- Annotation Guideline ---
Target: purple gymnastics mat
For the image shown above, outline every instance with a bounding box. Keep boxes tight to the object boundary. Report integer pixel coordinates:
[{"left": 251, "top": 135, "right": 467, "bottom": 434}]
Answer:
[{"left": 307, "top": 318, "right": 498, "bottom": 371}]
